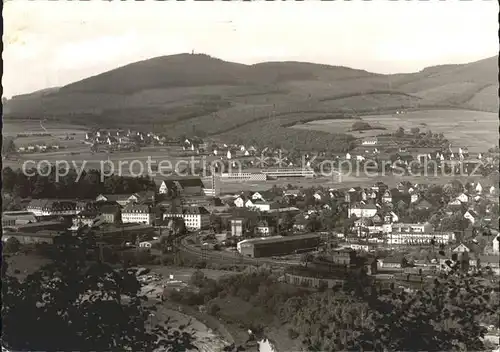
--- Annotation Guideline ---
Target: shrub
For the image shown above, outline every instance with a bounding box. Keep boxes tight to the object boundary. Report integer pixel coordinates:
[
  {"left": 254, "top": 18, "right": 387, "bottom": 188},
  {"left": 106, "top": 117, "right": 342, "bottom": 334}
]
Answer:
[
  {"left": 207, "top": 302, "right": 221, "bottom": 316},
  {"left": 288, "top": 328, "right": 299, "bottom": 339},
  {"left": 190, "top": 270, "right": 206, "bottom": 287},
  {"left": 4, "top": 237, "right": 21, "bottom": 253},
  {"left": 351, "top": 121, "right": 372, "bottom": 131}
]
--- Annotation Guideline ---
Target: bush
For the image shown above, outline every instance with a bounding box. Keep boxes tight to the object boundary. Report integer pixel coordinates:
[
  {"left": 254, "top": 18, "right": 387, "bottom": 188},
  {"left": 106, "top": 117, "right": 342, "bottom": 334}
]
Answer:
[
  {"left": 207, "top": 302, "right": 221, "bottom": 316},
  {"left": 190, "top": 270, "right": 206, "bottom": 287},
  {"left": 351, "top": 121, "right": 372, "bottom": 131},
  {"left": 4, "top": 237, "right": 21, "bottom": 253},
  {"left": 288, "top": 328, "right": 299, "bottom": 339}
]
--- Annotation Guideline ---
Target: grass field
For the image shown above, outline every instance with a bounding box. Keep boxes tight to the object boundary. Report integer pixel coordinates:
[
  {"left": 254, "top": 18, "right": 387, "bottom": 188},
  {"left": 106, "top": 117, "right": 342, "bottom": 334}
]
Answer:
[
  {"left": 147, "top": 266, "right": 237, "bottom": 282},
  {"left": 291, "top": 109, "right": 498, "bottom": 152}
]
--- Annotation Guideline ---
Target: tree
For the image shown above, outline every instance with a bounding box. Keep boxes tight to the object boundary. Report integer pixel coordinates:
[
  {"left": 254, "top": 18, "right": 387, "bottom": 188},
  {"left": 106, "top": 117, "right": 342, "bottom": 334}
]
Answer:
[
  {"left": 207, "top": 302, "right": 221, "bottom": 316},
  {"left": 4, "top": 237, "right": 21, "bottom": 253},
  {"left": 394, "top": 127, "right": 405, "bottom": 138},
  {"left": 2, "top": 167, "right": 17, "bottom": 192},
  {"left": 1, "top": 233, "right": 196, "bottom": 351},
  {"left": 300, "top": 253, "right": 315, "bottom": 268},
  {"left": 2, "top": 137, "right": 16, "bottom": 155},
  {"left": 410, "top": 127, "right": 420, "bottom": 135},
  {"left": 351, "top": 121, "right": 372, "bottom": 131},
  {"left": 190, "top": 270, "right": 206, "bottom": 287}
]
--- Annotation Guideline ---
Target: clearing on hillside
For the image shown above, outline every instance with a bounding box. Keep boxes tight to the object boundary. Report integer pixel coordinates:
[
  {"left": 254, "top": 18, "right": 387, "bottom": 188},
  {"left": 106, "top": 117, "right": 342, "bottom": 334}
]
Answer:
[{"left": 290, "top": 109, "right": 498, "bottom": 152}]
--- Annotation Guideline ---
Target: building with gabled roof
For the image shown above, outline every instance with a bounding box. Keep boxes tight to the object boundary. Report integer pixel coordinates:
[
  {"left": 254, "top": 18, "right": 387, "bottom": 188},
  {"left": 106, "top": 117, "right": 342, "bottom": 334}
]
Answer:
[
  {"left": 121, "top": 204, "right": 154, "bottom": 225},
  {"left": 164, "top": 206, "right": 210, "bottom": 231}
]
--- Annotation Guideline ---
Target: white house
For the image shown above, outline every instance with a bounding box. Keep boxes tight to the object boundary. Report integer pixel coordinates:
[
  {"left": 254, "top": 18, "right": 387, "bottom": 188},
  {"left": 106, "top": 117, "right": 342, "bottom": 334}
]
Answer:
[
  {"left": 390, "top": 222, "right": 434, "bottom": 233},
  {"left": 121, "top": 204, "right": 154, "bottom": 225},
  {"left": 387, "top": 231, "right": 455, "bottom": 245},
  {"left": 227, "top": 150, "right": 232, "bottom": 159},
  {"left": 313, "top": 191, "right": 323, "bottom": 201},
  {"left": 234, "top": 197, "right": 246, "bottom": 208},
  {"left": 456, "top": 193, "right": 470, "bottom": 203},
  {"left": 251, "top": 192, "right": 266, "bottom": 201},
  {"left": 348, "top": 203, "right": 377, "bottom": 218},
  {"left": 249, "top": 201, "right": 273, "bottom": 212},
  {"left": 244, "top": 199, "right": 255, "bottom": 208},
  {"left": 255, "top": 221, "right": 274, "bottom": 236},
  {"left": 164, "top": 206, "right": 210, "bottom": 231},
  {"left": 361, "top": 137, "right": 378, "bottom": 146},
  {"left": 490, "top": 186, "right": 497, "bottom": 195},
  {"left": 464, "top": 210, "right": 479, "bottom": 224},
  {"left": 475, "top": 182, "right": 483, "bottom": 193},
  {"left": 410, "top": 193, "right": 419, "bottom": 203},
  {"left": 493, "top": 234, "right": 499, "bottom": 254},
  {"left": 452, "top": 243, "right": 471, "bottom": 253},
  {"left": 345, "top": 153, "right": 351, "bottom": 160}
]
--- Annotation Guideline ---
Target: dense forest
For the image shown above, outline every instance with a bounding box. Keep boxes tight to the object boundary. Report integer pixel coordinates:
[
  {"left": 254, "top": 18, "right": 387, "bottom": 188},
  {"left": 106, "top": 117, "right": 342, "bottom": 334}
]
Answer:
[{"left": 2, "top": 166, "right": 157, "bottom": 201}]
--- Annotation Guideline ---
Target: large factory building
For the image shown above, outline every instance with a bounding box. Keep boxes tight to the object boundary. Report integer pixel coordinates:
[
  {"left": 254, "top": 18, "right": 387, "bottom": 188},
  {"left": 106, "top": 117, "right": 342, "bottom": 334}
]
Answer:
[{"left": 237, "top": 233, "right": 321, "bottom": 258}]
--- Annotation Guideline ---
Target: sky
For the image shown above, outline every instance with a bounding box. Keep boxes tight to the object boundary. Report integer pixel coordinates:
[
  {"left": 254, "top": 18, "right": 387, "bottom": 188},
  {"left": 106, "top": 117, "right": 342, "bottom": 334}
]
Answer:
[{"left": 3, "top": 0, "right": 498, "bottom": 98}]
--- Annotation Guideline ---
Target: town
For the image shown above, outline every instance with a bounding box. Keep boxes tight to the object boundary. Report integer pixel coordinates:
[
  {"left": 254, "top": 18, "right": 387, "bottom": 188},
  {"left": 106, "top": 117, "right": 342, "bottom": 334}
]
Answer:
[{"left": 3, "top": 1, "right": 499, "bottom": 350}]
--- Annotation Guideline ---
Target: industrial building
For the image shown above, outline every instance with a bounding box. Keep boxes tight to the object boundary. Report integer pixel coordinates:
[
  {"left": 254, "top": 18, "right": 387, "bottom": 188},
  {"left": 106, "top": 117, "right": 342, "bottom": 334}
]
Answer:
[
  {"left": 261, "top": 168, "right": 315, "bottom": 178},
  {"left": 237, "top": 233, "right": 321, "bottom": 258},
  {"left": 220, "top": 172, "right": 267, "bottom": 181}
]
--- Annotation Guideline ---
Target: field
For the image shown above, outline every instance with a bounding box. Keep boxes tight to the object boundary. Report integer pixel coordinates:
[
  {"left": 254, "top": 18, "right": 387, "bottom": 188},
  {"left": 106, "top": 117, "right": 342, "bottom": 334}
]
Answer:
[
  {"left": 291, "top": 109, "right": 498, "bottom": 152},
  {"left": 5, "top": 253, "right": 52, "bottom": 280},
  {"left": 3, "top": 119, "right": 89, "bottom": 156},
  {"left": 147, "top": 266, "right": 238, "bottom": 282}
]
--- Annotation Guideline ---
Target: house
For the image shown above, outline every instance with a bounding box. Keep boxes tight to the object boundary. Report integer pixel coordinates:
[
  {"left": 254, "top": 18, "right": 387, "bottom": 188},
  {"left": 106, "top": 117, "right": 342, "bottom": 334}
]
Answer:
[
  {"left": 251, "top": 191, "right": 274, "bottom": 202},
  {"left": 475, "top": 182, "right": 483, "bottom": 194},
  {"left": 99, "top": 204, "right": 121, "bottom": 224},
  {"left": 493, "top": 234, "right": 500, "bottom": 254},
  {"left": 233, "top": 196, "right": 246, "bottom": 208},
  {"left": 452, "top": 243, "right": 471, "bottom": 253},
  {"left": 313, "top": 191, "right": 324, "bottom": 201},
  {"left": 121, "top": 204, "right": 154, "bottom": 225},
  {"left": 489, "top": 186, "right": 497, "bottom": 195},
  {"left": 71, "top": 211, "right": 102, "bottom": 230},
  {"left": 348, "top": 203, "right": 378, "bottom": 218},
  {"left": 293, "top": 214, "right": 308, "bottom": 231},
  {"left": 231, "top": 218, "right": 244, "bottom": 237},
  {"left": 244, "top": 199, "right": 256, "bottom": 208},
  {"left": 361, "top": 137, "right": 378, "bottom": 146},
  {"left": 391, "top": 222, "right": 434, "bottom": 233},
  {"left": 2, "top": 211, "right": 38, "bottom": 227},
  {"left": 383, "top": 211, "right": 399, "bottom": 224},
  {"left": 464, "top": 209, "right": 479, "bottom": 225},
  {"left": 284, "top": 189, "right": 303, "bottom": 198},
  {"left": 387, "top": 231, "right": 455, "bottom": 245},
  {"left": 96, "top": 194, "right": 135, "bottom": 207},
  {"left": 410, "top": 193, "right": 419, "bottom": 204},
  {"left": 250, "top": 200, "right": 277, "bottom": 212},
  {"left": 456, "top": 193, "right": 470, "bottom": 204},
  {"left": 158, "top": 176, "right": 204, "bottom": 196},
  {"left": 164, "top": 206, "right": 210, "bottom": 231},
  {"left": 349, "top": 242, "right": 378, "bottom": 252},
  {"left": 378, "top": 256, "right": 403, "bottom": 269},
  {"left": 397, "top": 181, "right": 413, "bottom": 193},
  {"left": 26, "top": 199, "right": 78, "bottom": 216},
  {"left": 328, "top": 248, "right": 356, "bottom": 265},
  {"left": 255, "top": 221, "right": 274, "bottom": 236},
  {"left": 131, "top": 191, "right": 156, "bottom": 204}
]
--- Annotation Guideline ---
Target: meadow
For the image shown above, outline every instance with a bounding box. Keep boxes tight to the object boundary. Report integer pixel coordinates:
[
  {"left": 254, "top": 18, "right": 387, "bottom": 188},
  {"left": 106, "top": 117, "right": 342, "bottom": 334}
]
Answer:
[{"left": 290, "top": 109, "right": 498, "bottom": 152}]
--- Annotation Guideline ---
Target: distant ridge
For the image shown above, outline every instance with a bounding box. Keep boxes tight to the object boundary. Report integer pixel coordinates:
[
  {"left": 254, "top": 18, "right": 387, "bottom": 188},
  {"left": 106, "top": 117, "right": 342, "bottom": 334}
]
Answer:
[{"left": 5, "top": 53, "right": 498, "bottom": 124}]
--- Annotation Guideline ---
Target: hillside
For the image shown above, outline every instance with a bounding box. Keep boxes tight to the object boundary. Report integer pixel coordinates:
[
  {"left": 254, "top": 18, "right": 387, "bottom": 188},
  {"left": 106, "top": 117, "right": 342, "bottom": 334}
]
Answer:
[{"left": 5, "top": 54, "right": 498, "bottom": 151}]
